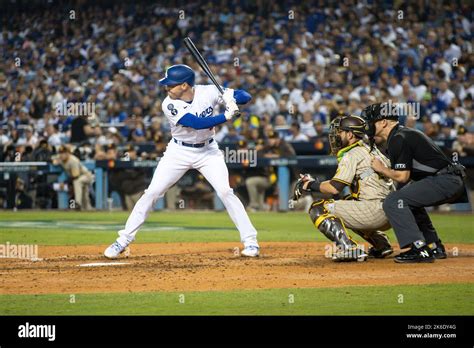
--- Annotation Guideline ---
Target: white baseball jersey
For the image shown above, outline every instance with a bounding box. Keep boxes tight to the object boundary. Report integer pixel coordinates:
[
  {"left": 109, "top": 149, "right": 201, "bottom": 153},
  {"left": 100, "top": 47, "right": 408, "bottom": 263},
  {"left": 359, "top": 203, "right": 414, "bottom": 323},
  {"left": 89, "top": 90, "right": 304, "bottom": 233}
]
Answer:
[
  {"left": 162, "top": 84, "right": 224, "bottom": 143},
  {"left": 113, "top": 84, "right": 259, "bottom": 251}
]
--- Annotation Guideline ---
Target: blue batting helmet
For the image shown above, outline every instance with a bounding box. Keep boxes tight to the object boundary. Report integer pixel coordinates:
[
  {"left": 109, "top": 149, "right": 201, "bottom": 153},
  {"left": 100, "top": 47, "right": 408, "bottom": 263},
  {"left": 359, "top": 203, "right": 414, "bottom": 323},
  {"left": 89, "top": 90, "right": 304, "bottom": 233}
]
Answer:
[{"left": 159, "top": 64, "right": 195, "bottom": 86}]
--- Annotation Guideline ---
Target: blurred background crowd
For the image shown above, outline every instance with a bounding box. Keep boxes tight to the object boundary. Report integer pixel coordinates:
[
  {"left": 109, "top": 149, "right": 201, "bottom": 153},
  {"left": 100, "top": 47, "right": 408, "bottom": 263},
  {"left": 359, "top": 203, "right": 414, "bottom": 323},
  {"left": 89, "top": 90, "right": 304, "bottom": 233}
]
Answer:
[{"left": 0, "top": 0, "right": 473, "bottom": 210}]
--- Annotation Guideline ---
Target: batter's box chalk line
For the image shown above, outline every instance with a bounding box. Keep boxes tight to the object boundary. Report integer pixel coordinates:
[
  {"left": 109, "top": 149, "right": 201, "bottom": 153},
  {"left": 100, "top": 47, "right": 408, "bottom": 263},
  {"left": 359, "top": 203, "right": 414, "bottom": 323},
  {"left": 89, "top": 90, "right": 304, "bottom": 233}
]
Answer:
[{"left": 78, "top": 262, "right": 130, "bottom": 267}]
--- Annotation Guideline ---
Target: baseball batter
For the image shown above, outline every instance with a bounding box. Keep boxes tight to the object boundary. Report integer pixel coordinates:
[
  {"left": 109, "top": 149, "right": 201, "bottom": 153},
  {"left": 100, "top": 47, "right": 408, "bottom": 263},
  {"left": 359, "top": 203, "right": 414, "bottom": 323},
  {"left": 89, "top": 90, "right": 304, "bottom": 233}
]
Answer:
[
  {"left": 292, "top": 115, "right": 394, "bottom": 261},
  {"left": 104, "top": 64, "right": 260, "bottom": 258}
]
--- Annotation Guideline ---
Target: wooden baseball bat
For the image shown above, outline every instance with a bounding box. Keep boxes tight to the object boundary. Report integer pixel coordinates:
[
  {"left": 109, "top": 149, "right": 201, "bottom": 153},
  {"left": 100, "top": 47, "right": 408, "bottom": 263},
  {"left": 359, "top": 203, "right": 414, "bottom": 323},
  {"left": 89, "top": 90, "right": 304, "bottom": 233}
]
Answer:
[{"left": 183, "top": 37, "right": 224, "bottom": 95}]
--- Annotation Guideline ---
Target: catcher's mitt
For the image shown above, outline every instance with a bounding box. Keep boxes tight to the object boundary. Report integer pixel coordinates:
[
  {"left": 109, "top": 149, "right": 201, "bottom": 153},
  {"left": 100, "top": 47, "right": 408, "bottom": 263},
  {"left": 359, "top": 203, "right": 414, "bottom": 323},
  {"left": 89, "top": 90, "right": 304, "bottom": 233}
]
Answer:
[{"left": 292, "top": 173, "right": 317, "bottom": 201}]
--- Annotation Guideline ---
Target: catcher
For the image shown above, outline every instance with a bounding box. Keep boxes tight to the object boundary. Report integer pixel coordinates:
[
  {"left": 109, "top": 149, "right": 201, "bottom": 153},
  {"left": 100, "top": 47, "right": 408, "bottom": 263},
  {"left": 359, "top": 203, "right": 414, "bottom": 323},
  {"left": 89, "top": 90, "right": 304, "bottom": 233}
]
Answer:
[{"left": 292, "top": 115, "right": 394, "bottom": 261}]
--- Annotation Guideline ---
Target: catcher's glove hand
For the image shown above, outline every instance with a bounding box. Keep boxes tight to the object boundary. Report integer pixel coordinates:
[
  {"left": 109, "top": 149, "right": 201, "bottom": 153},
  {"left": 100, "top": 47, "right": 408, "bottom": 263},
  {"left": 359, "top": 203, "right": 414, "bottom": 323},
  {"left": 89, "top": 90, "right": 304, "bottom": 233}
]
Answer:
[{"left": 292, "top": 173, "right": 317, "bottom": 201}]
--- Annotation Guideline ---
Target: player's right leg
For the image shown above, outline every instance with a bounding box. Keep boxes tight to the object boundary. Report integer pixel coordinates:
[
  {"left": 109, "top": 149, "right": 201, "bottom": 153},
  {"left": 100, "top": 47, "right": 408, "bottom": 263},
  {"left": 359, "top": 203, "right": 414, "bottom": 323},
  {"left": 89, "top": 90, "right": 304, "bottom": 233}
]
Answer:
[
  {"left": 410, "top": 207, "right": 446, "bottom": 258},
  {"left": 195, "top": 143, "right": 259, "bottom": 257},
  {"left": 308, "top": 199, "right": 367, "bottom": 262},
  {"left": 104, "top": 143, "right": 190, "bottom": 259}
]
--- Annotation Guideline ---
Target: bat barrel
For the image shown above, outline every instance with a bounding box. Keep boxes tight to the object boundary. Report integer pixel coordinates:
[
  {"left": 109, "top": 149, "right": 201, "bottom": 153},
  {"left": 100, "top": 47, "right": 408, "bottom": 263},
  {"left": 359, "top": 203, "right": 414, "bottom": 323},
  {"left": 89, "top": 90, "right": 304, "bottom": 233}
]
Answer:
[{"left": 183, "top": 37, "right": 224, "bottom": 94}]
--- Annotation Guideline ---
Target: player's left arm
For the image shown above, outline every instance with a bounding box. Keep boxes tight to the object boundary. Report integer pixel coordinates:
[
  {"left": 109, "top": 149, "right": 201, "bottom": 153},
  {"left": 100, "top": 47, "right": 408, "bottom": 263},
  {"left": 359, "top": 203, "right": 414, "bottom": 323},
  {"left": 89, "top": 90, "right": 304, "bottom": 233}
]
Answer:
[
  {"left": 297, "top": 153, "right": 357, "bottom": 197},
  {"left": 292, "top": 174, "right": 345, "bottom": 201},
  {"left": 309, "top": 178, "right": 346, "bottom": 195},
  {"left": 221, "top": 87, "right": 252, "bottom": 105},
  {"left": 300, "top": 154, "right": 356, "bottom": 196},
  {"left": 233, "top": 89, "right": 252, "bottom": 104}
]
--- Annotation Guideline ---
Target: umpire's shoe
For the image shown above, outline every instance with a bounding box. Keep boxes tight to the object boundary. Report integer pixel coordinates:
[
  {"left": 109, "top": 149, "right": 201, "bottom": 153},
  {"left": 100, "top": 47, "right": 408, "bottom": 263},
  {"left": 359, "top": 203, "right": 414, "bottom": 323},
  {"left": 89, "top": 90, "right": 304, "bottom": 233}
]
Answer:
[
  {"left": 429, "top": 240, "right": 447, "bottom": 259},
  {"left": 394, "top": 244, "right": 435, "bottom": 263}
]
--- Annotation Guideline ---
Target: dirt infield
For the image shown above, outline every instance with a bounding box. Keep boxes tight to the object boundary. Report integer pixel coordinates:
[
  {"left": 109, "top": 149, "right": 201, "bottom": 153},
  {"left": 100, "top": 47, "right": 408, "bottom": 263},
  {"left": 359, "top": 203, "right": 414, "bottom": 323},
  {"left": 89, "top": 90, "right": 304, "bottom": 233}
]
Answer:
[{"left": 1, "top": 242, "right": 473, "bottom": 295}]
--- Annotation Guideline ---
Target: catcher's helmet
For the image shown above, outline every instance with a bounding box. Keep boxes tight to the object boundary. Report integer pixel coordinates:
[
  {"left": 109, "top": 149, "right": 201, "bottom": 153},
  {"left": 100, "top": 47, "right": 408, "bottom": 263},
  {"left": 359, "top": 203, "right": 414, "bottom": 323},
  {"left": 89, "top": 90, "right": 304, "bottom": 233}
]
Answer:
[
  {"left": 361, "top": 103, "right": 399, "bottom": 137},
  {"left": 159, "top": 64, "right": 195, "bottom": 86},
  {"left": 329, "top": 115, "right": 366, "bottom": 155}
]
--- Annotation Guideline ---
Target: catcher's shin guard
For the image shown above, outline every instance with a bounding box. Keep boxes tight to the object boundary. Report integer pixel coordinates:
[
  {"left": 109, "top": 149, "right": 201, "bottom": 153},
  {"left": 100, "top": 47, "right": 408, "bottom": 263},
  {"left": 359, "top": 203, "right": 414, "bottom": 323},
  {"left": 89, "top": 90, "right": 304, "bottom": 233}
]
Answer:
[{"left": 308, "top": 199, "right": 357, "bottom": 251}]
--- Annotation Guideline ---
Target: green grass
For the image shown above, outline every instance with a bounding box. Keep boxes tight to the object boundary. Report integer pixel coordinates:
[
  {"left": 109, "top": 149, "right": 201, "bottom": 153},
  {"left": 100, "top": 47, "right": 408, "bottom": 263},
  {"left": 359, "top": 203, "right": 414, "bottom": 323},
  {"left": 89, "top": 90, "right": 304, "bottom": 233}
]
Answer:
[
  {"left": 0, "top": 211, "right": 472, "bottom": 246},
  {"left": 0, "top": 283, "right": 471, "bottom": 315},
  {"left": 0, "top": 211, "right": 472, "bottom": 316}
]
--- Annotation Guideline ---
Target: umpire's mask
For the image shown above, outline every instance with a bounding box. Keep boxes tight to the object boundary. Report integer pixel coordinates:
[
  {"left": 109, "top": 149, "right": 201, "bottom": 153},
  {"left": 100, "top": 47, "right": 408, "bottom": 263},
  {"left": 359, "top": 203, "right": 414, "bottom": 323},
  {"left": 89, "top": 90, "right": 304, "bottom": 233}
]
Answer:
[
  {"left": 361, "top": 103, "right": 399, "bottom": 150},
  {"left": 329, "top": 115, "right": 367, "bottom": 155}
]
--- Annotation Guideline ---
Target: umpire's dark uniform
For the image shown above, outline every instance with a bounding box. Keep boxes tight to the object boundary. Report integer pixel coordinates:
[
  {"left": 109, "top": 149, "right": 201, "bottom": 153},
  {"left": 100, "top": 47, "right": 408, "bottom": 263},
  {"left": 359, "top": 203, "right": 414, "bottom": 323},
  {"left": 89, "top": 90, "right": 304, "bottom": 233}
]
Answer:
[
  {"left": 362, "top": 103, "right": 467, "bottom": 263},
  {"left": 382, "top": 125, "right": 466, "bottom": 254}
]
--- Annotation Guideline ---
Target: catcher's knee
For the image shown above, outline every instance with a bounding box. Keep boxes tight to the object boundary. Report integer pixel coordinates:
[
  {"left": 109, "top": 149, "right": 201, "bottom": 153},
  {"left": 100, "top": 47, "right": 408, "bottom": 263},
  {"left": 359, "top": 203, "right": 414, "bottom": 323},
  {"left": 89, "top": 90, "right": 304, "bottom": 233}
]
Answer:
[
  {"left": 308, "top": 199, "right": 330, "bottom": 227},
  {"left": 308, "top": 199, "right": 356, "bottom": 247}
]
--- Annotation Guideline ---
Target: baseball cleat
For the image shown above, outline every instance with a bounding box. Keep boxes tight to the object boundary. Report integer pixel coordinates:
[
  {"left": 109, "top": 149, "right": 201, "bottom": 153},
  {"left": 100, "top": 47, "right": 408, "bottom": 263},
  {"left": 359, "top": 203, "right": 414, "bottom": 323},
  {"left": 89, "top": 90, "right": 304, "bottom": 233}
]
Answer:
[
  {"left": 429, "top": 240, "right": 447, "bottom": 259},
  {"left": 104, "top": 241, "right": 129, "bottom": 259},
  {"left": 394, "top": 245, "right": 435, "bottom": 263},
  {"left": 368, "top": 245, "right": 394, "bottom": 259},
  {"left": 241, "top": 246, "right": 260, "bottom": 257},
  {"left": 332, "top": 247, "right": 368, "bottom": 262}
]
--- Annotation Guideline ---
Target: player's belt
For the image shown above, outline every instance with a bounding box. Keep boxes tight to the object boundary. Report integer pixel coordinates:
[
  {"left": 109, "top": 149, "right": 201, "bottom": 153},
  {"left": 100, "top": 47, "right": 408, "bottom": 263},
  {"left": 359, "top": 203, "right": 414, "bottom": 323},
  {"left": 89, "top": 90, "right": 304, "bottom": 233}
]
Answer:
[{"left": 173, "top": 138, "right": 214, "bottom": 148}]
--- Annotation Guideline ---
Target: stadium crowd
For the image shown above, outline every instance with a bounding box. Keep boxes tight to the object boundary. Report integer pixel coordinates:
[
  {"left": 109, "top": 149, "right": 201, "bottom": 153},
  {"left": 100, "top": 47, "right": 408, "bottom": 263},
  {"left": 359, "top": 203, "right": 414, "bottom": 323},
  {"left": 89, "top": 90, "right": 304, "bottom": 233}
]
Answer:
[{"left": 0, "top": 0, "right": 473, "bottom": 209}]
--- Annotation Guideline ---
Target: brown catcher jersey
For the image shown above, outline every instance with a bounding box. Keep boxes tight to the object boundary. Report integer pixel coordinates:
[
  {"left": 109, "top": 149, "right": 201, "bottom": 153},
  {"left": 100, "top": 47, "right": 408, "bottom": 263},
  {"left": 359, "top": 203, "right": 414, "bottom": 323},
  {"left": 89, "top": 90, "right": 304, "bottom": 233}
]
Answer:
[{"left": 332, "top": 140, "right": 394, "bottom": 201}]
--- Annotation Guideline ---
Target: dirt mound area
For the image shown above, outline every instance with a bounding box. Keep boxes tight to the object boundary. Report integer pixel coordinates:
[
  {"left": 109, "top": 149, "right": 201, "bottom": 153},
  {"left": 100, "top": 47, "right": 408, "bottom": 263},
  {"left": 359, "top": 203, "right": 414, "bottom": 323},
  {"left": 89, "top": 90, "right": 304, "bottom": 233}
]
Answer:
[{"left": 1, "top": 242, "right": 473, "bottom": 295}]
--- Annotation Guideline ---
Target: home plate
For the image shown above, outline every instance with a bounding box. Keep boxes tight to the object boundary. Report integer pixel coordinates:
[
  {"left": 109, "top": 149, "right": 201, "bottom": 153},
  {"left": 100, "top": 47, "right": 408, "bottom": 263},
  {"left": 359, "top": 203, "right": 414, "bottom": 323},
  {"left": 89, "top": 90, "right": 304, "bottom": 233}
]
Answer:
[{"left": 78, "top": 262, "right": 130, "bottom": 267}]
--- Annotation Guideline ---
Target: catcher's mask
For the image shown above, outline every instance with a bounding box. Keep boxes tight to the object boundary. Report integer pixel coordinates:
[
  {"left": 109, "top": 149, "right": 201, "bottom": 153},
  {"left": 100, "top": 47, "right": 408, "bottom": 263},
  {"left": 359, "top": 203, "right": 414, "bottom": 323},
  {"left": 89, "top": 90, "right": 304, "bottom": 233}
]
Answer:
[
  {"left": 361, "top": 103, "right": 399, "bottom": 149},
  {"left": 329, "top": 115, "right": 366, "bottom": 155}
]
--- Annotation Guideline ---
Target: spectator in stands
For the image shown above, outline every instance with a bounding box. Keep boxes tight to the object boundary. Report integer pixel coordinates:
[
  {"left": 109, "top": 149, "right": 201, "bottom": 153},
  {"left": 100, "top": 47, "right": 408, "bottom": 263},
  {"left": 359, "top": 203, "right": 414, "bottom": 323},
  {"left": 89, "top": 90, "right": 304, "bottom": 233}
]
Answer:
[
  {"left": 314, "top": 121, "right": 327, "bottom": 138},
  {"left": 130, "top": 120, "right": 147, "bottom": 143},
  {"left": 44, "top": 124, "right": 62, "bottom": 148},
  {"left": 453, "top": 128, "right": 474, "bottom": 157},
  {"left": 300, "top": 112, "right": 317, "bottom": 137},
  {"left": 297, "top": 91, "right": 316, "bottom": 115},
  {"left": 253, "top": 88, "right": 278, "bottom": 116},
  {"left": 2, "top": 145, "right": 17, "bottom": 162},
  {"left": 437, "top": 81, "right": 456, "bottom": 107},
  {"left": 0, "top": 127, "right": 9, "bottom": 147},
  {"left": 277, "top": 88, "right": 292, "bottom": 118},
  {"left": 17, "top": 126, "right": 38, "bottom": 147},
  {"left": 285, "top": 122, "right": 309, "bottom": 142},
  {"left": 32, "top": 139, "right": 53, "bottom": 162},
  {"left": 423, "top": 120, "right": 441, "bottom": 139},
  {"left": 70, "top": 116, "right": 95, "bottom": 144},
  {"left": 0, "top": 0, "right": 473, "bottom": 211},
  {"left": 387, "top": 76, "right": 404, "bottom": 97},
  {"left": 17, "top": 108, "right": 31, "bottom": 126},
  {"left": 222, "top": 124, "right": 243, "bottom": 143},
  {"left": 147, "top": 116, "right": 164, "bottom": 142}
]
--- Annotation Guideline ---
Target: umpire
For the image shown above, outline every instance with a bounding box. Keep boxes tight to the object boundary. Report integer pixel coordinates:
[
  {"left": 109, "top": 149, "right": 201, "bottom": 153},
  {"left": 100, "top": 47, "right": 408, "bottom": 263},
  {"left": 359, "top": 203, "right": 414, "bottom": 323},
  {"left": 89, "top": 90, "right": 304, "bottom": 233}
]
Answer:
[{"left": 362, "top": 103, "right": 467, "bottom": 263}]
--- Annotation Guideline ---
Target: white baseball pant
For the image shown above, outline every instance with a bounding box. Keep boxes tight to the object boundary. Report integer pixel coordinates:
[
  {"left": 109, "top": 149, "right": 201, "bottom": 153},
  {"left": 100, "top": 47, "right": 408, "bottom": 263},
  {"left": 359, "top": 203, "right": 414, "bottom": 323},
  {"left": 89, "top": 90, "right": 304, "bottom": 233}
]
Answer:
[{"left": 116, "top": 140, "right": 259, "bottom": 248}]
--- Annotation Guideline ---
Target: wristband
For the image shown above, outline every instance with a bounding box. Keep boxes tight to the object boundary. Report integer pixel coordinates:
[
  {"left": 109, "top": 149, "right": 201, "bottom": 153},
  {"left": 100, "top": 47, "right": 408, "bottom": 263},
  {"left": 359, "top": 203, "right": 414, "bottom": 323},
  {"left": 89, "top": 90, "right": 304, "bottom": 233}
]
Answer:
[{"left": 309, "top": 180, "right": 321, "bottom": 192}]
